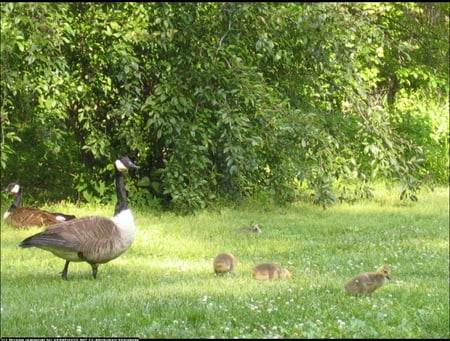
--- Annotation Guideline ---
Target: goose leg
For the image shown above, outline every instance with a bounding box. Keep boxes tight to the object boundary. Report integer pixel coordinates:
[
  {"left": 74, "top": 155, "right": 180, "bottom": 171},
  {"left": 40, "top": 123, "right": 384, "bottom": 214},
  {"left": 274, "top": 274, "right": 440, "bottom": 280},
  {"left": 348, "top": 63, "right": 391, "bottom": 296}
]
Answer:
[
  {"left": 61, "top": 261, "right": 70, "bottom": 280},
  {"left": 91, "top": 264, "right": 99, "bottom": 279}
]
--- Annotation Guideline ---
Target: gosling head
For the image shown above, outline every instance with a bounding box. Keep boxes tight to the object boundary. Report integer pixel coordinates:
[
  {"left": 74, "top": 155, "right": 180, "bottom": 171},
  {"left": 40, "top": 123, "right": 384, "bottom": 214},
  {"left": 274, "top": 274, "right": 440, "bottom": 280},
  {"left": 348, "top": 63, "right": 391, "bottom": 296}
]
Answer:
[
  {"left": 283, "top": 269, "right": 293, "bottom": 279},
  {"left": 377, "top": 265, "right": 392, "bottom": 280},
  {"left": 251, "top": 224, "right": 262, "bottom": 233}
]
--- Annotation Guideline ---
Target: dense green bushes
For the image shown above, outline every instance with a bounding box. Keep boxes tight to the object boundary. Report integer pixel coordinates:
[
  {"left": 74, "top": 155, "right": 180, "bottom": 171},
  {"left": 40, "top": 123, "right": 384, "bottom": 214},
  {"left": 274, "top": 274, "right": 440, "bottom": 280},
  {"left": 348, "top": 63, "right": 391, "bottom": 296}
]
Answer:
[{"left": 1, "top": 3, "right": 448, "bottom": 212}]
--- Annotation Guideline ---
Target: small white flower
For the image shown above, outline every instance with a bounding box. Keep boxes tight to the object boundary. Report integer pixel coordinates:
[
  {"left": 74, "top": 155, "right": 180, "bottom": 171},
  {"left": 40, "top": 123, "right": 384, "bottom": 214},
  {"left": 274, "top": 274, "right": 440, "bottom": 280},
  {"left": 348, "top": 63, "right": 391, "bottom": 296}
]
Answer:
[{"left": 337, "top": 319, "right": 346, "bottom": 329}]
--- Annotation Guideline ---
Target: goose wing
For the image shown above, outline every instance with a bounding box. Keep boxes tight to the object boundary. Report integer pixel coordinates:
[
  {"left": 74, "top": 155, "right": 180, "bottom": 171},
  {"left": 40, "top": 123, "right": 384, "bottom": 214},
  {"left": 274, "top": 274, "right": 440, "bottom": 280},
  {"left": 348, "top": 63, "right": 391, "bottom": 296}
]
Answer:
[
  {"left": 7, "top": 207, "right": 60, "bottom": 227},
  {"left": 20, "top": 216, "right": 119, "bottom": 251}
]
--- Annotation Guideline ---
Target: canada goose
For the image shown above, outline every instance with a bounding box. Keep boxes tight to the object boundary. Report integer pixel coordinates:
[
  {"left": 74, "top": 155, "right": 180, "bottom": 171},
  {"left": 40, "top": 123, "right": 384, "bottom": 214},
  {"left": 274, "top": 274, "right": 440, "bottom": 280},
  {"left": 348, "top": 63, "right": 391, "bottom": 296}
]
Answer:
[
  {"left": 238, "top": 223, "right": 262, "bottom": 233},
  {"left": 344, "top": 265, "right": 392, "bottom": 295},
  {"left": 213, "top": 253, "right": 235, "bottom": 274},
  {"left": 19, "top": 156, "right": 139, "bottom": 280},
  {"left": 2, "top": 183, "right": 76, "bottom": 228},
  {"left": 251, "top": 263, "right": 293, "bottom": 280}
]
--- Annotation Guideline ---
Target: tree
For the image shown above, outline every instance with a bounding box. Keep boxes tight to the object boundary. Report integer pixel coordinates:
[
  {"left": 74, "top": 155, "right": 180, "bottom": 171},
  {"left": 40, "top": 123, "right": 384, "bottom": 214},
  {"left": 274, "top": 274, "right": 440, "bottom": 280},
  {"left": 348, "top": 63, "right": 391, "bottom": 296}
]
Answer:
[{"left": 1, "top": 2, "right": 448, "bottom": 211}]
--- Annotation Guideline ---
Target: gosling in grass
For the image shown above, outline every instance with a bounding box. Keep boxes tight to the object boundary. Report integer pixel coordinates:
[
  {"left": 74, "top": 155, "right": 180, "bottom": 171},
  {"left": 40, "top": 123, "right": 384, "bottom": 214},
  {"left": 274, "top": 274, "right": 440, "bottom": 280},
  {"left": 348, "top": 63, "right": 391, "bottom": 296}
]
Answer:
[
  {"left": 344, "top": 265, "right": 392, "bottom": 295},
  {"left": 238, "top": 223, "right": 262, "bottom": 233},
  {"left": 213, "top": 253, "right": 235, "bottom": 274},
  {"left": 251, "top": 263, "right": 292, "bottom": 280}
]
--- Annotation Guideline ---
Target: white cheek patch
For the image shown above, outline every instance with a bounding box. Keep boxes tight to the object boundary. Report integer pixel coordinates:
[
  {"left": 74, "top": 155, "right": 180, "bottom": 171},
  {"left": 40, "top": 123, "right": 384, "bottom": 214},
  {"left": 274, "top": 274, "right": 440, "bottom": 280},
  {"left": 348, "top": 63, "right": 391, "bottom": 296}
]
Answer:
[
  {"left": 55, "top": 215, "right": 66, "bottom": 221},
  {"left": 4, "top": 211, "right": 11, "bottom": 219},
  {"left": 115, "top": 159, "right": 128, "bottom": 172},
  {"left": 11, "top": 184, "right": 20, "bottom": 194}
]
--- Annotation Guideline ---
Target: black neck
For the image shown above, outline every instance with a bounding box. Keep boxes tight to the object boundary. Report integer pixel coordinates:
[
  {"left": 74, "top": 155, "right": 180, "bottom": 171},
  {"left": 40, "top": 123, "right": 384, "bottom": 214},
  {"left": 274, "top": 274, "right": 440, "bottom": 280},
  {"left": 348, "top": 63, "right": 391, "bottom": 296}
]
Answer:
[
  {"left": 8, "top": 188, "right": 22, "bottom": 212},
  {"left": 114, "top": 169, "right": 129, "bottom": 216}
]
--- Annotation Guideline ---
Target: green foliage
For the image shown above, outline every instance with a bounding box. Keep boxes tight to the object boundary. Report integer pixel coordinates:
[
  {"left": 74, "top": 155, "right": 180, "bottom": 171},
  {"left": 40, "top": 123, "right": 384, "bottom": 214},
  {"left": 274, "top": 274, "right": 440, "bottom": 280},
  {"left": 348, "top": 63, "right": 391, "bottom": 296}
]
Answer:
[
  {"left": 1, "top": 2, "right": 448, "bottom": 211},
  {"left": 393, "top": 90, "right": 449, "bottom": 185}
]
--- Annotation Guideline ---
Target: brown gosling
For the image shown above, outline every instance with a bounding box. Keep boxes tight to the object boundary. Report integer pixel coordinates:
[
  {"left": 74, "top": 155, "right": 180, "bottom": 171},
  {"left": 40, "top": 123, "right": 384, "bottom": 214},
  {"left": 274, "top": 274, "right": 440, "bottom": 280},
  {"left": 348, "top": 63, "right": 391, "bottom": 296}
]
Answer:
[
  {"left": 344, "top": 265, "right": 392, "bottom": 295},
  {"left": 213, "top": 253, "right": 235, "bottom": 274},
  {"left": 251, "top": 263, "right": 293, "bottom": 281},
  {"left": 238, "top": 223, "right": 262, "bottom": 233}
]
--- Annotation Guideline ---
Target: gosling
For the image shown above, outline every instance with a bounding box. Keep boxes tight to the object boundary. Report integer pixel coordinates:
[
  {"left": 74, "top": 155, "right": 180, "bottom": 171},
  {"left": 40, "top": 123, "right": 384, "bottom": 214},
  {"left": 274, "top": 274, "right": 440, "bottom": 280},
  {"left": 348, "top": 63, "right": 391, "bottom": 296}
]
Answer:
[
  {"left": 238, "top": 223, "right": 262, "bottom": 233},
  {"left": 213, "top": 253, "right": 235, "bottom": 274},
  {"left": 251, "top": 263, "right": 292, "bottom": 280},
  {"left": 344, "top": 265, "right": 392, "bottom": 295}
]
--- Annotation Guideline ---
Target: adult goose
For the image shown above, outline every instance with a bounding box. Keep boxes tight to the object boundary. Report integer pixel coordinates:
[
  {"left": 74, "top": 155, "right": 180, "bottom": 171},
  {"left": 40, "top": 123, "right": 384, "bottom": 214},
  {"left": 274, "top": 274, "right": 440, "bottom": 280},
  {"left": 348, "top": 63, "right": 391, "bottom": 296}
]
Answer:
[
  {"left": 2, "top": 183, "right": 75, "bottom": 228},
  {"left": 19, "top": 156, "right": 139, "bottom": 280}
]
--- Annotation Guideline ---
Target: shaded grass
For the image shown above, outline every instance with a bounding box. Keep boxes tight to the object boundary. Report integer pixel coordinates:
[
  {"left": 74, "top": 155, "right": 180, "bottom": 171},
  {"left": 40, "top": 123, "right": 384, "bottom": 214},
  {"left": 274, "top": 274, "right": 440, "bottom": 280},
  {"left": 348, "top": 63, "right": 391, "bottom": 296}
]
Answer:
[{"left": 1, "top": 186, "right": 448, "bottom": 338}]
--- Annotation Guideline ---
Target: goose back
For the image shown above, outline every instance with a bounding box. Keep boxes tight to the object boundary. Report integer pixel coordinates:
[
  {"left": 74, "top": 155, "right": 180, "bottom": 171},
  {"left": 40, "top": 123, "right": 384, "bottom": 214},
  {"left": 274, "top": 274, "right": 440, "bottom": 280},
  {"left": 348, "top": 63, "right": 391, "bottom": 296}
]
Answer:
[{"left": 4, "top": 207, "right": 60, "bottom": 228}]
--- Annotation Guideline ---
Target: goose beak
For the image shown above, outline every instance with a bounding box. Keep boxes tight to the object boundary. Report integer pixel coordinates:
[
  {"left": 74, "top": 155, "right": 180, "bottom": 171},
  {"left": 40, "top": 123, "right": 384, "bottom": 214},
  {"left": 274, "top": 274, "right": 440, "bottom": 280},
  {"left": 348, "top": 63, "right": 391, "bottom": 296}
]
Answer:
[
  {"left": 128, "top": 161, "right": 140, "bottom": 170},
  {"left": 117, "top": 156, "right": 140, "bottom": 171},
  {"left": 386, "top": 275, "right": 392, "bottom": 280}
]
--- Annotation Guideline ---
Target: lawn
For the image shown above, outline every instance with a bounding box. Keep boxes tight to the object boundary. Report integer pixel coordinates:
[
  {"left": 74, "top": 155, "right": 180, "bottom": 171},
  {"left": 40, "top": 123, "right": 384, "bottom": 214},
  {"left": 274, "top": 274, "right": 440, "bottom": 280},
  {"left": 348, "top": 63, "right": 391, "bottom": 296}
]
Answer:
[{"left": 1, "top": 186, "right": 448, "bottom": 338}]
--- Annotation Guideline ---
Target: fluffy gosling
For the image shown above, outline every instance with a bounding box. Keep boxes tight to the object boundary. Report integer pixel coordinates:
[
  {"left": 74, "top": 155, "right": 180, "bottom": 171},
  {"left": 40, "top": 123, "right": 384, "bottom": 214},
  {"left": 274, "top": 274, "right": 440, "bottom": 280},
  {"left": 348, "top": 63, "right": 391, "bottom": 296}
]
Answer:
[
  {"left": 238, "top": 223, "right": 262, "bottom": 233},
  {"left": 251, "top": 263, "right": 292, "bottom": 281},
  {"left": 344, "top": 265, "right": 392, "bottom": 295},
  {"left": 213, "top": 253, "right": 235, "bottom": 274}
]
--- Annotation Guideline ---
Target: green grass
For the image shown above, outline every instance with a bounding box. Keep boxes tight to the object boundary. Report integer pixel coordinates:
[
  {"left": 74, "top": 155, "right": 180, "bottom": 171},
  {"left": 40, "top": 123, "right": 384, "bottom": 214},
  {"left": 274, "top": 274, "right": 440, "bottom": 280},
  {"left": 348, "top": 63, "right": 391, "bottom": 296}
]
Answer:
[{"left": 1, "top": 186, "right": 448, "bottom": 338}]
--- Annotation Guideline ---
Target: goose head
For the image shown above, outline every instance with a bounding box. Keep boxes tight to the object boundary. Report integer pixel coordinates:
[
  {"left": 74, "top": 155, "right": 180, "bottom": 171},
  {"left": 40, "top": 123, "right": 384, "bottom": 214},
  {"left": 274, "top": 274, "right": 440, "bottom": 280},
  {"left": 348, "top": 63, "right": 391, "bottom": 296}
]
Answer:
[
  {"left": 115, "top": 156, "right": 140, "bottom": 173},
  {"left": 2, "top": 183, "right": 21, "bottom": 194}
]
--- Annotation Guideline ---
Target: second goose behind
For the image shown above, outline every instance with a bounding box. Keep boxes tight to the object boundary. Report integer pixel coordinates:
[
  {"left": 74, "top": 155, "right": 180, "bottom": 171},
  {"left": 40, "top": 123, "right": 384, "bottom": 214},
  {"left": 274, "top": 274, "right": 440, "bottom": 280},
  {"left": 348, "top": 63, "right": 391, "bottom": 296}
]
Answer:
[{"left": 2, "top": 182, "right": 76, "bottom": 228}]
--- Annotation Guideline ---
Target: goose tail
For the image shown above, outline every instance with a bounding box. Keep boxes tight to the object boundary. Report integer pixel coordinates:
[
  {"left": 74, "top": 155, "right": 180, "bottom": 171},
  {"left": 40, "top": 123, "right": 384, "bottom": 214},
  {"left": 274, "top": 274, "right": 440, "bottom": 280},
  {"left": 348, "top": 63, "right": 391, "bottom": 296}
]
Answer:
[
  {"left": 19, "top": 237, "right": 36, "bottom": 248},
  {"left": 19, "top": 234, "right": 74, "bottom": 249}
]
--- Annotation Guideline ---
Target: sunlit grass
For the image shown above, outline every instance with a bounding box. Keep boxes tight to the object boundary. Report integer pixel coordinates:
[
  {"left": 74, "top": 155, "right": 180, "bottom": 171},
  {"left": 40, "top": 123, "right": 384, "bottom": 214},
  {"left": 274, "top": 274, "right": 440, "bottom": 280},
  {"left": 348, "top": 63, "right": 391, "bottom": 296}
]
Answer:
[{"left": 1, "top": 186, "right": 448, "bottom": 338}]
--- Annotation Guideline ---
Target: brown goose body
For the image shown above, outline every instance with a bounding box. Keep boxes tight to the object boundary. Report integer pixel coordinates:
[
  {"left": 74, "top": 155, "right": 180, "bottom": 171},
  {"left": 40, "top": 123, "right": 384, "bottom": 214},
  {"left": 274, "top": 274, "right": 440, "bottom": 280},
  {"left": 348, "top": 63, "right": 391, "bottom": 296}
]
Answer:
[
  {"left": 4, "top": 207, "right": 60, "bottom": 228},
  {"left": 19, "top": 156, "right": 139, "bottom": 280},
  {"left": 2, "top": 183, "right": 76, "bottom": 228},
  {"left": 21, "top": 215, "right": 135, "bottom": 263},
  {"left": 252, "top": 263, "right": 292, "bottom": 280},
  {"left": 344, "top": 265, "right": 392, "bottom": 295},
  {"left": 213, "top": 253, "right": 235, "bottom": 274}
]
